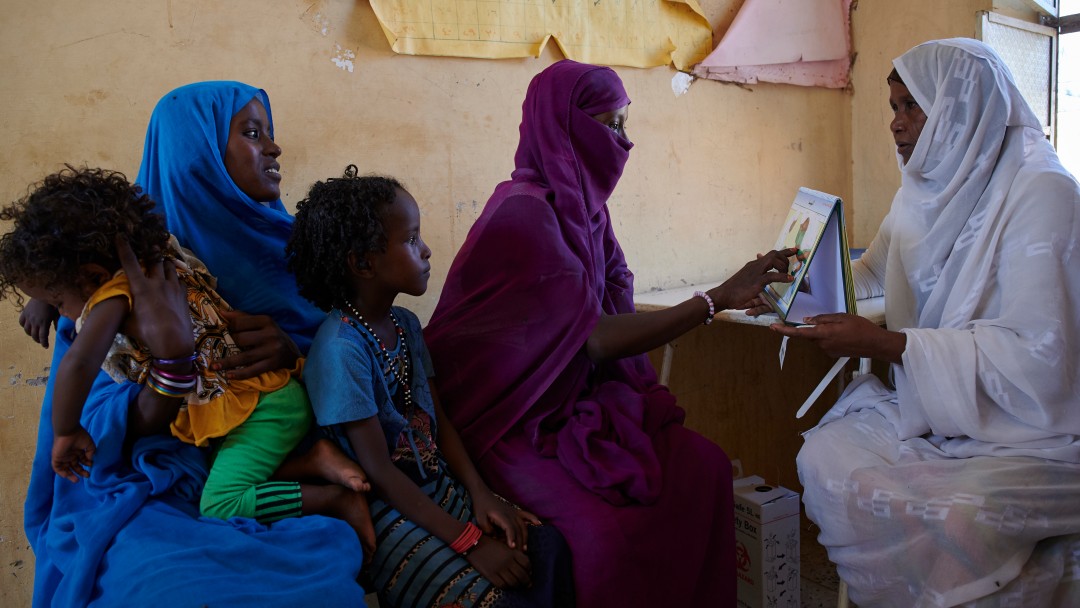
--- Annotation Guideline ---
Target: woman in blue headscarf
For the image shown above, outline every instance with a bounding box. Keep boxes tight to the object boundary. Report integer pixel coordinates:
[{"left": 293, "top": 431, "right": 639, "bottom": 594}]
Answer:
[
  {"left": 22, "top": 82, "right": 370, "bottom": 607},
  {"left": 138, "top": 81, "right": 325, "bottom": 360}
]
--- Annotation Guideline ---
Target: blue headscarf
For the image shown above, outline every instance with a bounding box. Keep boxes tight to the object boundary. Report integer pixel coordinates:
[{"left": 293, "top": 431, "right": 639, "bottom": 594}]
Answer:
[{"left": 136, "top": 81, "right": 323, "bottom": 353}]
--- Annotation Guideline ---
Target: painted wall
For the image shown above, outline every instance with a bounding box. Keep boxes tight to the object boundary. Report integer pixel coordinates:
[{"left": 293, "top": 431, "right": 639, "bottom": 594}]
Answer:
[{"left": 0, "top": 0, "right": 1043, "bottom": 604}]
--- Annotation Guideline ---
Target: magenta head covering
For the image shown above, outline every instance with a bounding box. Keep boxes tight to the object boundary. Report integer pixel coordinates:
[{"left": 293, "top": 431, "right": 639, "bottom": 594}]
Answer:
[{"left": 512, "top": 60, "right": 632, "bottom": 218}]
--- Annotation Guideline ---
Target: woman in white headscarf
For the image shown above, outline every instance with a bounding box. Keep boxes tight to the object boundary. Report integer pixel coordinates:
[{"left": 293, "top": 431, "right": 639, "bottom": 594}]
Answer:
[{"left": 770, "top": 38, "right": 1080, "bottom": 607}]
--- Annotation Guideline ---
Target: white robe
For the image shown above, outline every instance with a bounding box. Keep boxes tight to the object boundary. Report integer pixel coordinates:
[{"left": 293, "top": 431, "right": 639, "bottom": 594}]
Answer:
[{"left": 799, "top": 39, "right": 1080, "bottom": 607}]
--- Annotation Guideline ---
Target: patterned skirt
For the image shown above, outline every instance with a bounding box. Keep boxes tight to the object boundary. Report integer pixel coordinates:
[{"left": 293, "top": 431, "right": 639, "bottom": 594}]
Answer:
[{"left": 363, "top": 458, "right": 575, "bottom": 608}]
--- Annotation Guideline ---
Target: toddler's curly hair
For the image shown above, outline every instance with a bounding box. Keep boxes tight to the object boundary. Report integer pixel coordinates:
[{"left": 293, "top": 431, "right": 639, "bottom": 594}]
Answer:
[
  {"left": 0, "top": 165, "right": 170, "bottom": 304},
  {"left": 286, "top": 165, "right": 404, "bottom": 311}
]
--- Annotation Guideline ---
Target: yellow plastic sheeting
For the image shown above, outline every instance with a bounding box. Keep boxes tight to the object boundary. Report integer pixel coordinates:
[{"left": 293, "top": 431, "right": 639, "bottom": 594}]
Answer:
[{"left": 368, "top": 0, "right": 712, "bottom": 70}]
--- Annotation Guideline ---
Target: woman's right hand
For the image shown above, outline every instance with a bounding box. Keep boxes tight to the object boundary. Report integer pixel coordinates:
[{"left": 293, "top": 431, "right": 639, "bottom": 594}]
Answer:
[
  {"left": 466, "top": 535, "right": 532, "bottom": 589},
  {"left": 710, "top": 248, "right": 798, "bottom": 310},
  {"left": 116, "top": 236, "right": 195, "bottom": 359},
  {"left": 20, "top": 298, "right": 60, "bottom": 348},
  {"left": 211, "top": 310, "right": 301, "bottom": 380}
]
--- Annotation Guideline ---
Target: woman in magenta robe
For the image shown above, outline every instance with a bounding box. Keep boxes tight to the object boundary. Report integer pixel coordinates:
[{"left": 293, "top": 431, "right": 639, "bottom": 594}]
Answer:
[{"left": 425, "top": 60, "right": 794, "bottom": 607}]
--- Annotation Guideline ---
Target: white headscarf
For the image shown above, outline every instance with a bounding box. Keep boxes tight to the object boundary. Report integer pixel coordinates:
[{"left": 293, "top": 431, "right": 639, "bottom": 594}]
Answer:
[{"left": 878, "top": 39, "right": 1080, "bottom": 460}]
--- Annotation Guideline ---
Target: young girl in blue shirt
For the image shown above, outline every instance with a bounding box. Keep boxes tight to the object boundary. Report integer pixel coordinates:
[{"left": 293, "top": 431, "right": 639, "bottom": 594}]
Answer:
[{"left": 288, "top": 166, "right": 575, "bottom": 608}]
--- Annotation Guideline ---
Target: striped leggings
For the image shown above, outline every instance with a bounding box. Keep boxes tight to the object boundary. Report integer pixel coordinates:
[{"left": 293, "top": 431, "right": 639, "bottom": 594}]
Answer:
[{"left": 199, "top": 378, "right": 312, "bottom": 523}]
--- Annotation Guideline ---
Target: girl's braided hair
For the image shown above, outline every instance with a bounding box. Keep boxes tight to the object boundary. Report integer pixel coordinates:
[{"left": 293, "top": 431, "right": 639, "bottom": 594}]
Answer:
[{"left": 286, "top": 165, "right": 403, "bottom": 311}]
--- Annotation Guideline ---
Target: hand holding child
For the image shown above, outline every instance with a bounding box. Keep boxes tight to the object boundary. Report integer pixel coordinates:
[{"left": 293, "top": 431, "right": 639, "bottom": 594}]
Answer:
[
  {"left": 52, "top": 427, "right": 96, "bottom": 482},
  {"left": 211, "top": 311, "right": 302, "bottom": 380},
  {"left": 19, "top": 298, "right": 59, "bottom": 348},
  {"left": 116, "top": 236, "right": 194, "bottom": 359}
]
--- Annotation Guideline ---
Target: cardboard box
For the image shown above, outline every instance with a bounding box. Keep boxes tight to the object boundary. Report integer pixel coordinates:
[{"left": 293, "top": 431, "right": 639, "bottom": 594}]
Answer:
[{"left": 734, "top": 476, "right": 801, "bottom": 608}]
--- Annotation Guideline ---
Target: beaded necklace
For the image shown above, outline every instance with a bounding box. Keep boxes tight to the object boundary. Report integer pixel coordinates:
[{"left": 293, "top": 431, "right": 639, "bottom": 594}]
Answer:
[{"left": 340, "top": 301, "right": 413, "bottom": 417}]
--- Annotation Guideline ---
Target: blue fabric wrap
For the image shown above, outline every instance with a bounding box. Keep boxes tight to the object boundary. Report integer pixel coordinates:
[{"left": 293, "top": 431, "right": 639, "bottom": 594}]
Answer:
[
  {"left": 23, "top": 318, "right": 368, "bottom": 607},
  {"left": 134, "top": 80, "right": 323, "bottom": 354}
]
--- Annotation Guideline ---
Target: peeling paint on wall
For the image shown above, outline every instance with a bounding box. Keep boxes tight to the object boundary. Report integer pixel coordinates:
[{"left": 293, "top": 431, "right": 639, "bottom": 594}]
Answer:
[
  {"left": 26, "top": 373, "right": 49, "bottom": 387},
  {"left": 313, "top": 12, "right": 331, "bottom": 36},
  {"left": 453, "top": 200, "right": 480, "bottom": 214},
  {"left": 5, "top": 367, "right": 50, "bottom": 388},
  {"left": 331, "top": 44, "right": 355, "bottom": 73},
  {"left": 300, "top": 1, "right": 332, "bottom": 36}
]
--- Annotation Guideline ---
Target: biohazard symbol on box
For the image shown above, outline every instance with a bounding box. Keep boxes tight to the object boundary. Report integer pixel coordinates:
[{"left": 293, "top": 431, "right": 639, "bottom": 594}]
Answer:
[{"left": 736, "top": 540, "right": 751, "bottom": 573}]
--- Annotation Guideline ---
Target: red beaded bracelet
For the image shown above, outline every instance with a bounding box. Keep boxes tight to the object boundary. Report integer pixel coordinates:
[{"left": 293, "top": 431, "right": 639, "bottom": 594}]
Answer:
[{"left": 449, "top": 522, "right": 482, "bottom": 554}]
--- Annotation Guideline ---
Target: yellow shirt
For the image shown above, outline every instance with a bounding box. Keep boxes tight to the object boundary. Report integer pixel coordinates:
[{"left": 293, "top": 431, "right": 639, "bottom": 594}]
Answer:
[{"left": 79, "top": 239, "right": 299, "bottom": 446}]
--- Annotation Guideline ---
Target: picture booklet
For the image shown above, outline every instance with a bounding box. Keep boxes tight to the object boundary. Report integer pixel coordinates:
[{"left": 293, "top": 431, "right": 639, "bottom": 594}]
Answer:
[
  {"left": 761, "top": 187, "right": 856, "bottom": 325},
  {"left": 761, "top": 187, "right": 859, "bottom": 419}
]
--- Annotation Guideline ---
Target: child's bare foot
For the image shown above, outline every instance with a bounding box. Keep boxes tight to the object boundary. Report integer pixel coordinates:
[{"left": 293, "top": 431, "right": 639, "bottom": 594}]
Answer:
[
  {"left": 301, "top": 484, "right": 376, "bottom": 565},
  {"left": 308, "top": 438, "right": 371, "bottom": 492},
  {"left": 274, "top": 438, "right": 370, "bottom": 491},
  {"left": 340, "top": 489, "right": 377, "bottom": 564}
]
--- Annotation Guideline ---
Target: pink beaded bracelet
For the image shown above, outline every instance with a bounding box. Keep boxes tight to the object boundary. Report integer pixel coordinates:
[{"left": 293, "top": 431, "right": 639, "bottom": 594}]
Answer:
[{"left": 693, "top": 291, "right": 715, "bottom": 325}]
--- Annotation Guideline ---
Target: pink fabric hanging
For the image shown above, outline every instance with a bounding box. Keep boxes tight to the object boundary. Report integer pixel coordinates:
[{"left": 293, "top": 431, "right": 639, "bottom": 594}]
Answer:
[{"left": 693, "top": 0, "right": 853, "bottom": 88}]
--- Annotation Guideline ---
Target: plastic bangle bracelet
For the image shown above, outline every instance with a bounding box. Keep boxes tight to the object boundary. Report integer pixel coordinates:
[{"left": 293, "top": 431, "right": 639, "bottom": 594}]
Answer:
[
  {"left": 152, "top": 371, "right": 198, "bottom": 384},
  {"left": 153, "top": 354, "right": 197, "bottom": 366},
  {"left": 149, "top": 371, "right": 196, "bottom": 390},
  {"left": 460, "top": 534, "right": 481, "bottom": 555},
  {"left": 449, "top": 522, "right": 482, "bottom": 554},
  {"left": 150, "top": 366, "right": 196, "bottom": 382},
  {"left": 146, "top": 378, "right": 190, "bottom": 398},
  {"left": 147, "top": 373, "right": 190, "bottom": 391},
  {"left": 152, "top": 367, "right": 198, "bottom": 382},
  {"left": 449, "top": 523, "right": 479, "bottom": 553},
  {"left": 152, "top": 377, "right": 196, "bottom": 389},
  {"left": 693, "top": 291, "right": 715, "bottom": 325}
]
